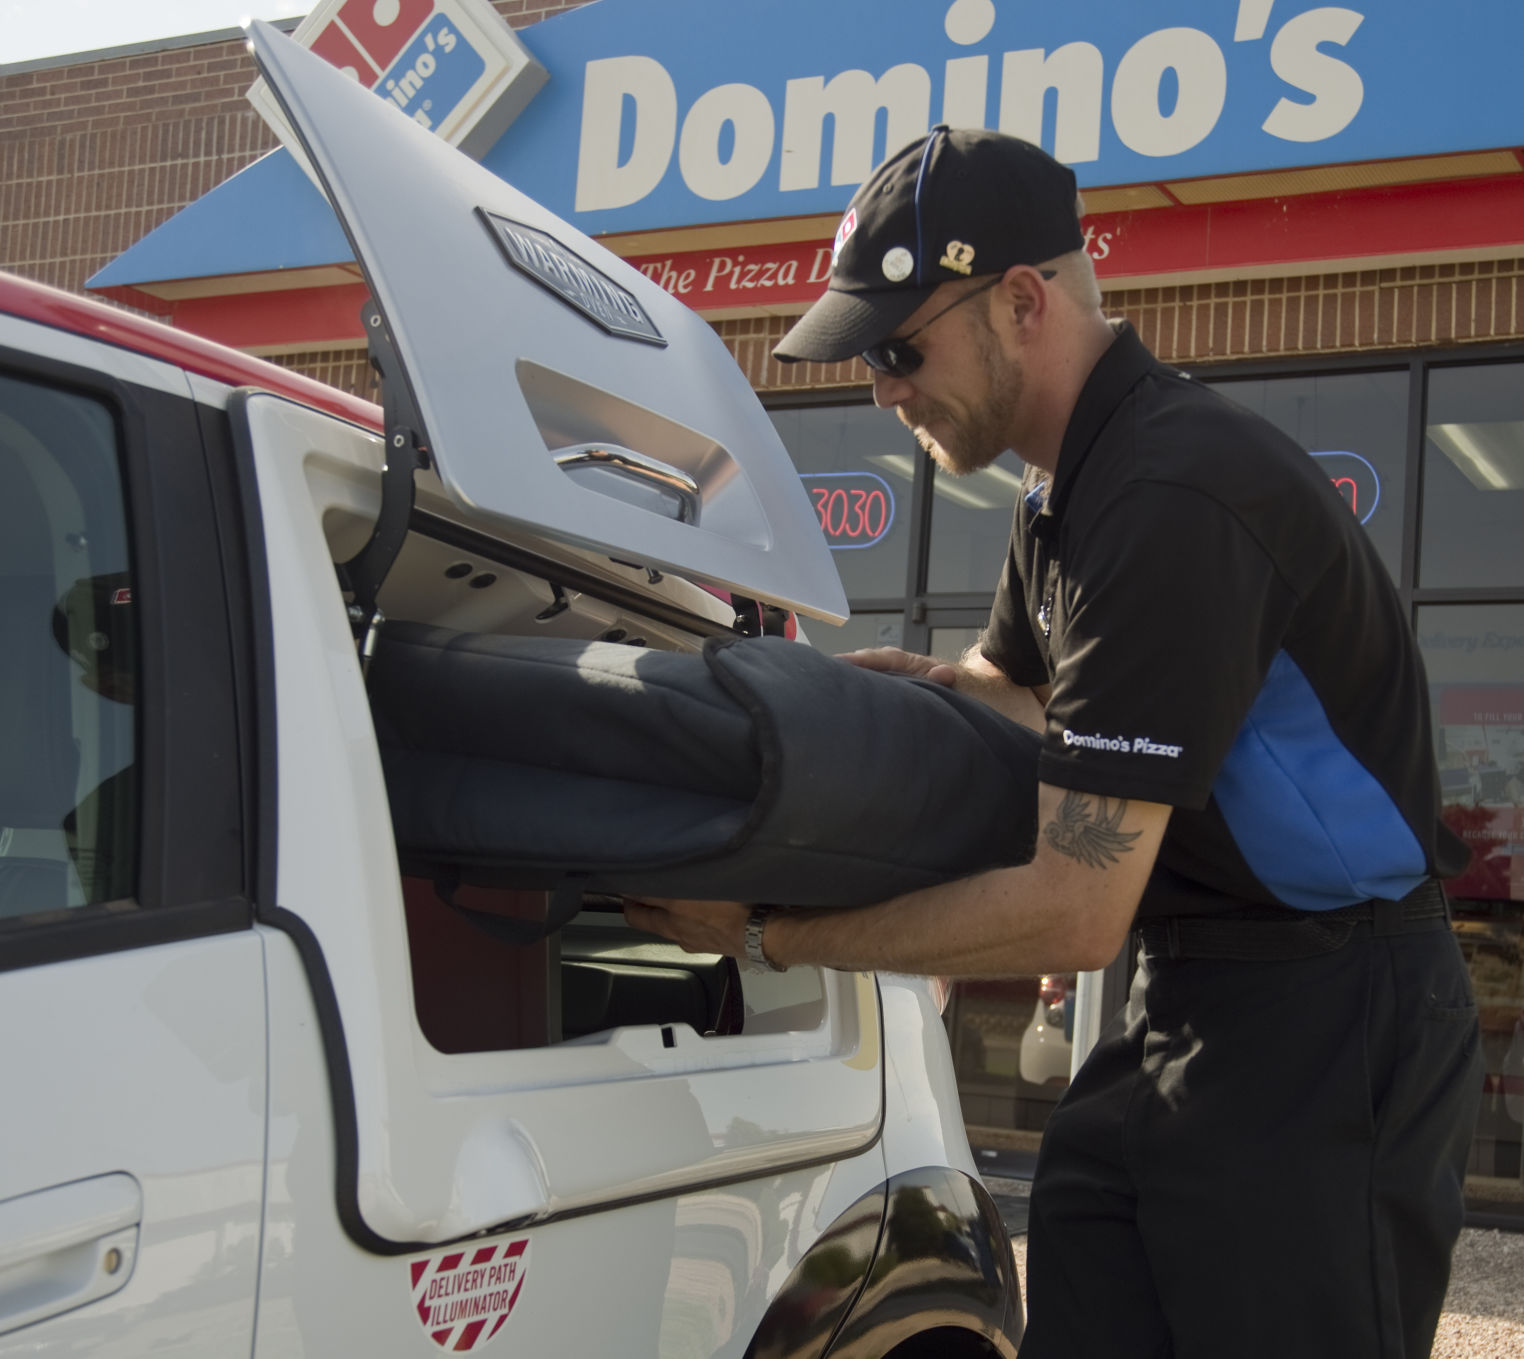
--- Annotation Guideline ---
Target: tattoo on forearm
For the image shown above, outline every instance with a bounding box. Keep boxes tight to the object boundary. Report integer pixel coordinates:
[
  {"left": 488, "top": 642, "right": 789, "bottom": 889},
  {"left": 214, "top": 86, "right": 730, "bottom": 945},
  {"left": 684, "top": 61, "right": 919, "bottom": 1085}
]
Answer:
[{"left": 1043, "top": 791, "right": 1142, "bottom": 869}]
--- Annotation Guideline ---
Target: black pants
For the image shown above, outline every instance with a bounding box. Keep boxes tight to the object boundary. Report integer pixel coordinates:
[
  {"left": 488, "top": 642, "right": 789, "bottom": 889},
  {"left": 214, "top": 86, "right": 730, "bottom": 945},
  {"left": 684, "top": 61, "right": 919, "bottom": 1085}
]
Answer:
[{"left": 1020, "top": 920, "right": 1482, "bottom": 1358}]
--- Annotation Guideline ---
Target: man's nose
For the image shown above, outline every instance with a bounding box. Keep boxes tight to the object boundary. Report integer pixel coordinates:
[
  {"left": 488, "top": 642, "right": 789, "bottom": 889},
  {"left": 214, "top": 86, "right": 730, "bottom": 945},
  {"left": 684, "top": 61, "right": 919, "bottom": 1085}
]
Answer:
[{"left": 871, "top": 369, "right": 913, "bottom": 410}]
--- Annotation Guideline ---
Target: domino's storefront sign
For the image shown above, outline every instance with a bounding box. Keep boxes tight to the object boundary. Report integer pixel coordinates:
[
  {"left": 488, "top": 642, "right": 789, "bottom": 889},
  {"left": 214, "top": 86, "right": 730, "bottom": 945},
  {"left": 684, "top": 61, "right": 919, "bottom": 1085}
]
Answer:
[
  {"left": 249, "top": 0, "right": 546, "bottom": 159},
  {"left": 89, "top": 0, "right": 1524, "bottom": 312},
  {"left": 485, "top": 0, "right": 1524, "bottom": 236}
]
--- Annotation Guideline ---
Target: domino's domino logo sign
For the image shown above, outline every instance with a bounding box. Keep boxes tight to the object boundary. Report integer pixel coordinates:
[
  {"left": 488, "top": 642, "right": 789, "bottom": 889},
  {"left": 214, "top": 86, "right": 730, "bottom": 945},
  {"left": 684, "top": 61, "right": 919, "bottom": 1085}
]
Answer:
[
  {"left": 314, "top": 1, "right": 483, "bottom": 131},
  {"left": 248, "top": 0, "right": 547, "bottom": 159}
]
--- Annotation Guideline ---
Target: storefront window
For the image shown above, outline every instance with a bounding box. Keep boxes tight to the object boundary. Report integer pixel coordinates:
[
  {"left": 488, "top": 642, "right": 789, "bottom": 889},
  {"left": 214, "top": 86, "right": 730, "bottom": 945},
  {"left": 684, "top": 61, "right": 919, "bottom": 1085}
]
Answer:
[
  {"left": 1205, "top": 370, "right": 1409, "bottom": 580},
  {"left": 768, "top": 404, "right": 914, "bottom": 602},
  {"left": 1420, "top": 362, "right": 1524, "bottom": 590},
  {"left": 1418, "top": 603, "right": 1524, "bottom": 1212},
  {"left": 927, "top": 451, "right": 1026, "bottom": 594}
]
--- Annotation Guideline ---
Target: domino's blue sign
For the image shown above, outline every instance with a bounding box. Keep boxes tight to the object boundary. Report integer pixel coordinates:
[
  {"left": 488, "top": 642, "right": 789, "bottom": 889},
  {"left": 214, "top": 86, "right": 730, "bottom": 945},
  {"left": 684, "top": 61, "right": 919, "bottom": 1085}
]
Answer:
[{"left": 490, "top": 0, "right": 1524, "bottom": 235}]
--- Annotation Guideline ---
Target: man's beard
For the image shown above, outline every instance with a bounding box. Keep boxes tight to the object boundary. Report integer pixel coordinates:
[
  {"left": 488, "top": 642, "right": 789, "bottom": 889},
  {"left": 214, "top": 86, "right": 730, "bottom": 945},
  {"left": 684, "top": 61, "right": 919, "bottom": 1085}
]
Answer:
[{"left": 899, "top": 320, "right": 1023, "bottom": 476}]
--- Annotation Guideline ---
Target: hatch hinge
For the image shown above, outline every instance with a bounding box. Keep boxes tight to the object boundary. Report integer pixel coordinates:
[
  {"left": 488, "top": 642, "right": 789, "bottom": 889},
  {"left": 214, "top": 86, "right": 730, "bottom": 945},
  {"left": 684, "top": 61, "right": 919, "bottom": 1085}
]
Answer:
[
  {"left": 338, "top": 299, "right": 431, "bottom": 665},
  {"left": 730, "top": 594, "right": 789, "bottom": 638}
]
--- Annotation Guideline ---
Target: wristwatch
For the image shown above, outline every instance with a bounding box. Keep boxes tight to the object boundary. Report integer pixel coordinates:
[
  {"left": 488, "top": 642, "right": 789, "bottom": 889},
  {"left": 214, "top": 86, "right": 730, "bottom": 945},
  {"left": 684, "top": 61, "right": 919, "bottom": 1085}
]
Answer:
[{"left": 744, "top": 906, "right": 786, "bottom": 971}]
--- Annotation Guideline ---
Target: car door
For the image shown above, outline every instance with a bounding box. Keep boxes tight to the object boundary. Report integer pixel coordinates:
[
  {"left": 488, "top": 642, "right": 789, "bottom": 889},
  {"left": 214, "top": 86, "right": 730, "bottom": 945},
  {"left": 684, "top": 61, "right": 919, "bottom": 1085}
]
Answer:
[
  {"left": 231, "top": 387, "right": 886, "bottom": 1356},
  {"left": 231, "top": 25, "right": 886, "bottom": 1356},
  {"left": 0, "top": 322, "right": 265, "bottom": 1356}
]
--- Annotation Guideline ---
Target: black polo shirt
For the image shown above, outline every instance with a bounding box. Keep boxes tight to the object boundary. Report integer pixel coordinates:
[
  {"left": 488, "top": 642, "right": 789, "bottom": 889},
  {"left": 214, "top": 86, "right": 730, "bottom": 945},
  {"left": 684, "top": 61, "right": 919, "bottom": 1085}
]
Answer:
[{"left": 982, "top": 324, "right": 1464, "bottom": 918}]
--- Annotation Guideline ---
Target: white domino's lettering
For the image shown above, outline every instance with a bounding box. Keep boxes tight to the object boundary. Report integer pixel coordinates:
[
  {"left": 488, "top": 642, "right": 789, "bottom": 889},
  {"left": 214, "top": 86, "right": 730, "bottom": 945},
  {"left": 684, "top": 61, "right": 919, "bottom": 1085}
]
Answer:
[
  {"left": 1063, "top": 730, "right": 1183, "bottom": 758},
  {"left": 574, "top": 0, "right": 1367, "bottom": 212}
]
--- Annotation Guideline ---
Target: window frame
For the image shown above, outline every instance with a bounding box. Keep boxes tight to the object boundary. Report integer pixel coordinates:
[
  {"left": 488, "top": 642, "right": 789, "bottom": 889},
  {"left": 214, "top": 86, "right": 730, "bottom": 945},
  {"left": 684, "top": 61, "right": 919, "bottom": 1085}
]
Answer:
[{"left": 0, "top": 344, "right": 250, "bottom": 974}]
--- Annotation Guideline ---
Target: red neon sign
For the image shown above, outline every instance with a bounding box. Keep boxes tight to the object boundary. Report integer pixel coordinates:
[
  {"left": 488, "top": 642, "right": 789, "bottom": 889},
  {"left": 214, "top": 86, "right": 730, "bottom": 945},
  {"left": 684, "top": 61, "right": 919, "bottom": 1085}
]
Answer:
[{"left": 800, "top": 472, "right": 895, "bottom": 550}]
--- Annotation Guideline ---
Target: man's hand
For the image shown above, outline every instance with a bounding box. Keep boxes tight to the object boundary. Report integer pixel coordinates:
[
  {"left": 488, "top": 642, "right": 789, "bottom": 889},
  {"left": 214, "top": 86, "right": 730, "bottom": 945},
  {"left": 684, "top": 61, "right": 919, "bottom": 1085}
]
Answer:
[
  {"left": 839, "top": 646, "right": 957, "bottom": 687},
  {"left": 843, "top": 643, "right": 1047, "bottom": 731},
  {"left": 623, "top": 896, "right": 751, "bottom": 958}
]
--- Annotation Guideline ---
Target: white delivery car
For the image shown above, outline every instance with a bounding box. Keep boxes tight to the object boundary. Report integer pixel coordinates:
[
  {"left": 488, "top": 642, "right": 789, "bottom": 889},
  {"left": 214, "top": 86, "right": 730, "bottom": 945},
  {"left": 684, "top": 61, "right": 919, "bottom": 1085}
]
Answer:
[{"left": 0, "top": 21, "right": 1023, "bottom": 1359}]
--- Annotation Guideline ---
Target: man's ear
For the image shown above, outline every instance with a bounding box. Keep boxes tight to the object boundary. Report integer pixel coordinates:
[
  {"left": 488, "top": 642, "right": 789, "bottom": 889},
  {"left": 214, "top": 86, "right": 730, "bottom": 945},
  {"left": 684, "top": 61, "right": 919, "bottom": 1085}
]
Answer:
[{"left": 995, "top": 264, "right": 1050, "bottom": 337}]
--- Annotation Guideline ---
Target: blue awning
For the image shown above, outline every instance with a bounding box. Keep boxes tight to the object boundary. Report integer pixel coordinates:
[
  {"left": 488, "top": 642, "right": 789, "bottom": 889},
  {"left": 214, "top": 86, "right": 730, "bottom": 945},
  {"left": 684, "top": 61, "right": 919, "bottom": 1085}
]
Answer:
[{"left": 89, "top": 149, "right": 352, "bottom": 290}]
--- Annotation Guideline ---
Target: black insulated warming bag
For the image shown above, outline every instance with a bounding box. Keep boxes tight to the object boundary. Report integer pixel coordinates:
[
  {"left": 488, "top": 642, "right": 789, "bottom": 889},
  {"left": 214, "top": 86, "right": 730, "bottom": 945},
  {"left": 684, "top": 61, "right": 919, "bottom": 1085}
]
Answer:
[{"left": 370, "top": 622, "right": 1041, "bottom": 921}]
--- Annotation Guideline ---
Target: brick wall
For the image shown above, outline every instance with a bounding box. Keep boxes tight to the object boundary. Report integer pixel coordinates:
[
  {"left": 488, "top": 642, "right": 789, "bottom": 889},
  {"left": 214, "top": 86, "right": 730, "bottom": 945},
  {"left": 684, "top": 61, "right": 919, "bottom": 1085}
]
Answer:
[
  {"left": 1117, "top": 260, "right": 1524, "bottom": 367},
  {"left": 267, "top": 347, "right": 381, "bottom": 401},
  {"left": 0, "top": 1, "right": 592, "bottom": 296},
  {"left": 1, "top": 37, "right": 273, "bottom": 295},
  {"left": 718, "top": 258, "right": 1524, "bottom": 396}
]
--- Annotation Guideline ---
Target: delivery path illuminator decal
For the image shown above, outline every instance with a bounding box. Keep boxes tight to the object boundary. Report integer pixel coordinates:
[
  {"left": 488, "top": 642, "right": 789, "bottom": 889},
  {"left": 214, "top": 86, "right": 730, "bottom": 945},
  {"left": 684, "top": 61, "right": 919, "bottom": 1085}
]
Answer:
[
  {"left": 489, "top": 0, "right": 1524, "bottom": 236},
  {"left": 410, "top": 1239, "right": 531, "bottom": 1351}
]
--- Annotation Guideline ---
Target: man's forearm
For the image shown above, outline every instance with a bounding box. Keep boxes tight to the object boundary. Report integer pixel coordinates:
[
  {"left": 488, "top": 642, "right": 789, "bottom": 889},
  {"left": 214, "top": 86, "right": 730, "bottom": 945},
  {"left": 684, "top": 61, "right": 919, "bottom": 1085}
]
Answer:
[
  {"left": 623, "top": 787, "right": 1169, "bottom": 981},
  {"left": 763, "top": 787, "right": 1167, "bottom": 977},
  {"left": 763, "top": 855, "right": 1127, "bottom": 978},
  {"left": 952, "top": 646, "right": 1048, "bottom": 730}
]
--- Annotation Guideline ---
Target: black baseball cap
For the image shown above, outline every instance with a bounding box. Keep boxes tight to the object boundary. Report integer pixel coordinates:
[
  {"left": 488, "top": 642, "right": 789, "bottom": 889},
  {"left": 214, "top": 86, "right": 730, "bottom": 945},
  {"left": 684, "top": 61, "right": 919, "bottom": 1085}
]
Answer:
[{"left": 774, "top": 126, "right": 1084, "bottom": 364}]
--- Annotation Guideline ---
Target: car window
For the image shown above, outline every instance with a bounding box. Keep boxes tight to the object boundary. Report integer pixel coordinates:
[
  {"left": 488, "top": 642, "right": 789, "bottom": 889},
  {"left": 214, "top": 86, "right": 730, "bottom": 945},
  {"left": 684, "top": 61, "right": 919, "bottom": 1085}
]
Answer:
[{"left": 0, "top": 372, "right": 137, "bottom": 918}]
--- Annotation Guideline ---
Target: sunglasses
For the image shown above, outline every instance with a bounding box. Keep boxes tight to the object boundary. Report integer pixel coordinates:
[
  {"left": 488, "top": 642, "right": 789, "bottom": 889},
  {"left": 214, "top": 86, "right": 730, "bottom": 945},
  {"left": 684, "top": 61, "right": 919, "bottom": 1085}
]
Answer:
[{"left": 860, "top": 270, "right": 1055, "bottom": 378}]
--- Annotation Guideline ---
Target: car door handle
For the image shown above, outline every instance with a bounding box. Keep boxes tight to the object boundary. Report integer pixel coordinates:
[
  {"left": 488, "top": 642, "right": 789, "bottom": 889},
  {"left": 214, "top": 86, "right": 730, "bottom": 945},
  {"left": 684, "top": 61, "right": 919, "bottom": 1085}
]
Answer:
[
  {"left": 0, "top": 1173, "right": 142, "bottom": 1336},
  {"left": 553, "top": 443, "right": 702, "bottom": 525}
]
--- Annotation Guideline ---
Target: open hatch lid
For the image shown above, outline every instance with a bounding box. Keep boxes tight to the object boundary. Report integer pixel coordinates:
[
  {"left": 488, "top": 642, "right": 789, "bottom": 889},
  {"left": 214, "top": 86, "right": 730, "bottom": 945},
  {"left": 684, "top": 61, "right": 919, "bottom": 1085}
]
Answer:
[{"left": 244, "top": 19, "right": 847, "bottom": 623}]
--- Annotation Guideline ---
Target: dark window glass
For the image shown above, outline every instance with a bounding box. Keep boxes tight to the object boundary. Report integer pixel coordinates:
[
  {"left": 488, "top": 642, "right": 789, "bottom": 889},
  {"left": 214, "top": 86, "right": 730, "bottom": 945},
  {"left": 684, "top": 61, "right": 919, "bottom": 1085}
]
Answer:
[
  {"left": 1205, "top": 370, "right": 1409, "bottom": 580},
  {"left": 0, "top": 375, "right": 136, "bottom": 918},
  {"left": 767, "top": 404, "right": 913, "bottom": 602},
  {"left": 927, "top": 451, "right": 1026, "bottom": 594},
  {"left": 805, "top": 611, "right": 903, "bottom": 655},
  {"left": 1416, "top": 604, "right": 1523, "bottom": 1208},
  {"left": 1421, "top": 362, "right": 1524, "bottom": 589}
]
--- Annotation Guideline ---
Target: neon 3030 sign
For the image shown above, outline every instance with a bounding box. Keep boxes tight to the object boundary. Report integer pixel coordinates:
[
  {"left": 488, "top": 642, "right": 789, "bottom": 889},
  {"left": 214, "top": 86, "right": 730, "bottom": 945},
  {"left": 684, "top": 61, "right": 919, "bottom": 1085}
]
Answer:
[
  {"left": 799, "top": 472, "right": 896, "bottom": 550},
  {"left": 1310, "top": 450, "right": 1381, "bottom": 523}
]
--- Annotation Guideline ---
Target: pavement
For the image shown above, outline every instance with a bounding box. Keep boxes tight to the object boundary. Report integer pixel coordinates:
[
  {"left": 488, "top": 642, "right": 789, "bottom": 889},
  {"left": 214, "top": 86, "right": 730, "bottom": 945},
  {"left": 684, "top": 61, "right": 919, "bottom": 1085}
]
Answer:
[{"left": 983, "top": 1176, "right": 1524, "bottom": 1356}]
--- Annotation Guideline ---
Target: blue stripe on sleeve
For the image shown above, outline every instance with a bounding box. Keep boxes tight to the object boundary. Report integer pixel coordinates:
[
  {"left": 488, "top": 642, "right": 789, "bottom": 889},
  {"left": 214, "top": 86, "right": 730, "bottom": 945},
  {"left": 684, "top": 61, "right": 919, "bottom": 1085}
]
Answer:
[{"left": 1213, "top": 651, "right": 1427, "bottom": 910}]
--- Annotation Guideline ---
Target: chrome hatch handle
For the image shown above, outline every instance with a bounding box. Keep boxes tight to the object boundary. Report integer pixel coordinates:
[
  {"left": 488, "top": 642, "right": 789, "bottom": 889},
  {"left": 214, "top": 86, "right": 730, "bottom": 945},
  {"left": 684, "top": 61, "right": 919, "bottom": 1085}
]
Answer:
[{"left": 552, "top": 444, "right": 702, "bottom": 525}]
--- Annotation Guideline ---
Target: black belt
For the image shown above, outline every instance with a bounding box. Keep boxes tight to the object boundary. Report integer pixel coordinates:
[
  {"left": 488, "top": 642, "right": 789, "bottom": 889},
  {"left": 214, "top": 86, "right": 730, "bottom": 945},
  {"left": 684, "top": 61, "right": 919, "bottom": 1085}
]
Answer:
[{"left": 1136, "top": 879, "right": 1451, "bottom": 962}]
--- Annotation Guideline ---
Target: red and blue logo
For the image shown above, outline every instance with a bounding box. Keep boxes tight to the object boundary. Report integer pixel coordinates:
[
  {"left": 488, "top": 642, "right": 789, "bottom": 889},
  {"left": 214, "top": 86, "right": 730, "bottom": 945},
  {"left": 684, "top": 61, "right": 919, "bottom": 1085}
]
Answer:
[{"left": 306, "top": 0, "right": 486, "bottom": 132}]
